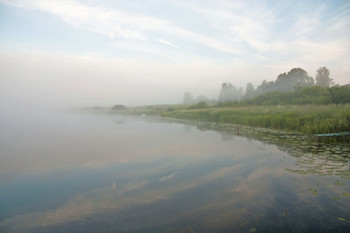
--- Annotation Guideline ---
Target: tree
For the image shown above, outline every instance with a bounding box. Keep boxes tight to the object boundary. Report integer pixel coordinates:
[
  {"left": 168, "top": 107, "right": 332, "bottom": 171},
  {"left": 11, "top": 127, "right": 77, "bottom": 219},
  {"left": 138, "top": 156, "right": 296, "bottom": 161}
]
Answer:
[
  {"left": 316, "top": 66, "right": 333, "bottom": 87},
  {"left": 238, "top": 87, "right": 244, "bottom": 98},
  {"left": 183, "top": 91, "right": 195, "bottom": 105},
  {"left": 329, "top": 85, "right": 350, "bottom": 103},
  {"left": 196, "top": 95, "right": 209, "bottom": 103},
  {"left": 257, "top": 80, "right": 275, "bottom": 94},
  {"left": 218, "top": 82, "right": 243, "bottom": 102},
  {"left": 274, "top": 68, "right": 314, "bottom": 92},
  {"left": 244, "top": 83, "right": 257, "bottom": 100}
]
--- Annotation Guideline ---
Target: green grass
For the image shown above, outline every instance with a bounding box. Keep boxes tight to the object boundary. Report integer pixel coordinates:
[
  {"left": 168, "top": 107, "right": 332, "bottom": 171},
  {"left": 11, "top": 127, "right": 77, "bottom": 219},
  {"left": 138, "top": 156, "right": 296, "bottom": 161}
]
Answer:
[
  {"left": 162, "top": 104, "right": 350, "bottom": 135},
  {"left": 107, "top": 104, "right": 186, "bottom": 116}
]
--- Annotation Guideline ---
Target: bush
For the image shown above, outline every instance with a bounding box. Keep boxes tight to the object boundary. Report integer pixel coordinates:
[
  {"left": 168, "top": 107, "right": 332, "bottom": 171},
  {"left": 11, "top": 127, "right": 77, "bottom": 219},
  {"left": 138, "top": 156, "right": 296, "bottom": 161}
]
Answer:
[
  {"left": 329, "top": 86, "right": 350, "bottom": 104},
  {"left": 187, "top": 101, "right": 209, "bottom": 110},
  {"left": 111, "top": 104, "right": 126, "bottom": 111}
]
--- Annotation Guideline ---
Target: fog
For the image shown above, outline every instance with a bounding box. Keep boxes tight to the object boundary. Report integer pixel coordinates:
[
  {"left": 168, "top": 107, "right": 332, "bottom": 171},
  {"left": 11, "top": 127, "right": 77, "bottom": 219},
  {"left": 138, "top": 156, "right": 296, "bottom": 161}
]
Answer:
[
  {"left": 1, "top": 0, "right": 350, "bottom": 110},
  {"left": 1, "top": 51, "right": 349, "bottom": 110},
  {"left": 0, "top": 51, "right": 247, "bottom": 108}
]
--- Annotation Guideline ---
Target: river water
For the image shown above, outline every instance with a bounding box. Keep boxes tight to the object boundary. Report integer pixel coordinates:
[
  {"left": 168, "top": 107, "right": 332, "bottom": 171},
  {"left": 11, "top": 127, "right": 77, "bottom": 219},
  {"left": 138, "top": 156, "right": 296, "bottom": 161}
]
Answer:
[{"left": 0, "top": 110, "right": 349, "bottom": 232}]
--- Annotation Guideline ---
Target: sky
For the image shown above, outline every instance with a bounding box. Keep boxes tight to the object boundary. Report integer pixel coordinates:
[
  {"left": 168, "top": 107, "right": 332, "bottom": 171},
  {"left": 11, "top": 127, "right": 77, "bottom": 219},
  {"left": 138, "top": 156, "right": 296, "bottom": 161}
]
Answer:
[{"left": 0, "top": 0, "right": 349, "bottom": 107}]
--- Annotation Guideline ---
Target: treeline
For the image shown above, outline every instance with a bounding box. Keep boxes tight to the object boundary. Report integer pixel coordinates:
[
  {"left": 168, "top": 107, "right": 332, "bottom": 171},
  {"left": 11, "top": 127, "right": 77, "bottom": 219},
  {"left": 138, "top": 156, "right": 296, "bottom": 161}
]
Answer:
[
  {"left": 183, "top": 66, "right": 349, "bottom": 105},
  {"left": 216, "top": 85, "right": 350, "bottom": 107},
  {"left": 171, "top": 66, "right": 350, "bottom": 136}
]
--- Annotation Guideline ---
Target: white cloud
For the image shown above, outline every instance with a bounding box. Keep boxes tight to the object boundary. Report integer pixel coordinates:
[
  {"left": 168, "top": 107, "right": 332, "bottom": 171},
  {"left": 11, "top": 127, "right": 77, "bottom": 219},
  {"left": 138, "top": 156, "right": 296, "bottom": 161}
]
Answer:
[
  {"left": 157, "top": 38, "right": 179, "bottom": 49},
  {"left": 1, "top": 0, "right": 241, "bottom": 55},
  {"left": 175, "top": 0, "right": 275, "bottom": 50},
  {"left": 1, "top": 0, "right": 169, "bottom": 40}
]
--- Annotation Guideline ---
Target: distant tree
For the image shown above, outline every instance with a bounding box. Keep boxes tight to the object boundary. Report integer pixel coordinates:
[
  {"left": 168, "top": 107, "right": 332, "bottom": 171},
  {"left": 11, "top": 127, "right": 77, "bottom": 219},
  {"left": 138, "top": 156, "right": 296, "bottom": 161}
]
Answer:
[
  {"left": 257, "top": 80, "right": 275, "bottom": 95},
  {"left": 218, "top": 82, "right": 243, "bottom": 102},
  {"left": 196, "top": 95, "right": 211, "bottom": 103},
  {"left": 238, "top": 87, "right": 244, "bottom": 98},
  {"left": 275, "top": 68, "right": 314, "bottom": 92},
  {"left": 245, "top": 86, "right": 334, "bottom": 105},
  {"left": 244, "top": 83, "right": 256, "bottom": 99},
  {"left": 183, "top": 91, "right": 195, "bottom": 105},
  {"left": 111, "top": 104, "right": 126, "bottom": 111},
  {"left": 316, "top": 66, "right": 333, "bottom": 87}
]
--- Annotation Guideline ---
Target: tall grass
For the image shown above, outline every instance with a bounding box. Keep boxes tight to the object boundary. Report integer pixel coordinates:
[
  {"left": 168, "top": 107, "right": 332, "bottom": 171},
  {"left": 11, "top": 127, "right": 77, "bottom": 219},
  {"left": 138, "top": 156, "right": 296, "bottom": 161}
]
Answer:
[{"left": 162, "top": 104, "right": 350, "bottom": 135}]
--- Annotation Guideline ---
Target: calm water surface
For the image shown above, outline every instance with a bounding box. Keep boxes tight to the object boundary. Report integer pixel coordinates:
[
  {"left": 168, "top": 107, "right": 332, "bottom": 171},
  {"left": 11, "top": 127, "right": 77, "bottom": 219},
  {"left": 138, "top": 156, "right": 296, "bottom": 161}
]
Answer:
[{"left": 0, "top": 110, "right": 349, "bottom": 233}]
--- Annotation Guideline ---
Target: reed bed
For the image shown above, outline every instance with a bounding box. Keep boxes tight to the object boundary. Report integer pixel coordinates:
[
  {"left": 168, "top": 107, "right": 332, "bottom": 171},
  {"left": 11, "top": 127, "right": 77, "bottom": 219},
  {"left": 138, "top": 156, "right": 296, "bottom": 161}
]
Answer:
[{"left": 162, "top": 104, "right": 350, "bottom": 135}]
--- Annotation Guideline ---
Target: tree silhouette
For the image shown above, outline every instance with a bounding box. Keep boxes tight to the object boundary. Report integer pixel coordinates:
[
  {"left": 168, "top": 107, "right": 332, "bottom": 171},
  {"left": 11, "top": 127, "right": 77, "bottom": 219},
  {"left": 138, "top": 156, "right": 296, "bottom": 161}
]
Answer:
[{"left": 316, "top": 66, "right": 333, "bottom": 87}]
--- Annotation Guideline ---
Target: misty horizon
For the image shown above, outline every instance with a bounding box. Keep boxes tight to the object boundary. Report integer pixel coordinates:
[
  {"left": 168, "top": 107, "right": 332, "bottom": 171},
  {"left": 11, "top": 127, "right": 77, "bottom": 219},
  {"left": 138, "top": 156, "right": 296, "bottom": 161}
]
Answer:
[{"left": 1, "top": 0, "right": 350, "bottom": 109}]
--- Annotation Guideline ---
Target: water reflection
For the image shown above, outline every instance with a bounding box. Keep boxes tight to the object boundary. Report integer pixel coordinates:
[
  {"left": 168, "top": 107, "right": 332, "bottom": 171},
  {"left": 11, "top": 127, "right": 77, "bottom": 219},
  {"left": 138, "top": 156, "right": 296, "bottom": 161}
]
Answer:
[{"left": 0, "top": 111, "right": 349, "bottom": 232}]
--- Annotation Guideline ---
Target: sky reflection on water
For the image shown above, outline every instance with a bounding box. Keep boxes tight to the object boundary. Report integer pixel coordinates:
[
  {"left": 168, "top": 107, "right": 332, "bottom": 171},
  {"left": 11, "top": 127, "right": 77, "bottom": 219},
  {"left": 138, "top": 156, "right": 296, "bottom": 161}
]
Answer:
[{"left": 0, "top": 111, "right": 349, "bottom": 232}]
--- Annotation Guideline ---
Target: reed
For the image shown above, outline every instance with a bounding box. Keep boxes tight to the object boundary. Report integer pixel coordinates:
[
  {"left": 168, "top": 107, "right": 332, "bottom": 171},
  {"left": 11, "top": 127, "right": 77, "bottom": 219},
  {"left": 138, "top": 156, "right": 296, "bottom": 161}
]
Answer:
[{"left": 162, "top": 104, "right": 350, "bottom": 135}]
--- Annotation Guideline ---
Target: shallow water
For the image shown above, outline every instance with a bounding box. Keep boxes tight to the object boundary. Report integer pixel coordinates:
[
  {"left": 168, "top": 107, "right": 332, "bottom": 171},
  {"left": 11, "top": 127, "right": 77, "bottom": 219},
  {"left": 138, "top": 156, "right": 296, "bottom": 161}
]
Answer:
[{"left": 0, "top": 110, "right": 349, "bottom": 232}]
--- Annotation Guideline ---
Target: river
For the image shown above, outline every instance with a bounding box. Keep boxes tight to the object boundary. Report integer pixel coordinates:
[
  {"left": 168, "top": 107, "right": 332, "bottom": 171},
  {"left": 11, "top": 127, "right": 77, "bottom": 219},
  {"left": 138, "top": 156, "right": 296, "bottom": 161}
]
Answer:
[{"left": 0, "top": 110, "right": 349, "bottom": 232}]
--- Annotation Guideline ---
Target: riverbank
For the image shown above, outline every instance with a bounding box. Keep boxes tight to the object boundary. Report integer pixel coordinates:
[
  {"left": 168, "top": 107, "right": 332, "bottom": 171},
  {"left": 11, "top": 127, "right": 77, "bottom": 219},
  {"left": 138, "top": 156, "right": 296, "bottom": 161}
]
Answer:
[
  {"left": 78, "top": 103, "right": 350, "bottom": 142},
  {"left": 161, "top": 104, "right": 350, "bottom": 137}
]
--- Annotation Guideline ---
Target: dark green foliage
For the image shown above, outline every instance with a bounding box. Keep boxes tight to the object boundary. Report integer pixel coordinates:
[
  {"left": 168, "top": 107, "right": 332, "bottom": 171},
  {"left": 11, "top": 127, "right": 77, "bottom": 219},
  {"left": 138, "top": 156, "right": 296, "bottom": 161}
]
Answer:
[
  {"left": 187, "top": 101, "right": 209, "bottom": 110},
  {"left": 293, "top": 86, "right": 331, "bottom": 104},
  {"left": 244, "top": 91, "right": 291, "bottom": 105},
  {"left": 215, "top": 101, "right": 241, "bottom": 108},
  {"left": 329, "top": 85, "right": 350, "bottom": 104}
]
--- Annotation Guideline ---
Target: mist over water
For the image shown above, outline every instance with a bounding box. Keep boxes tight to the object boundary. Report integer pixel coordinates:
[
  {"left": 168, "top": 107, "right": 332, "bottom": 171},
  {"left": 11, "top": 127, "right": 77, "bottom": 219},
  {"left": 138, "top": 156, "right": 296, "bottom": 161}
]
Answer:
[
  {"left": 0, "top": 110, "right": 349, "bottom": 232},
  {"left": 1, "top": 0, "right": 350, "bottom": 231}
]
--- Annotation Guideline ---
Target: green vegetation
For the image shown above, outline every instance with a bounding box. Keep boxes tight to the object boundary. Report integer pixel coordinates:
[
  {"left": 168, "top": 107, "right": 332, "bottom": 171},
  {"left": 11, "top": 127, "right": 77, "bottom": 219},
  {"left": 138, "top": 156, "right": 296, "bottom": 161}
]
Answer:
[
  {"left": 108, "top": 104, "right": 187, "bottom": 116},
  {"left": 183, "top": 66, "right": 348, "bottom": 106},
  {"left": 162, "top": 84, "right": 350, "bottom": 137},
  {"left": 100, "top": 87, "right": 350, "bottom": 141},
  {"left": 187, "top": 101, "right": 209, "bottom": 109},
  {"left": 162, "top": 104, "right": 350, "bottom": 136},
  {"left": 244, "top": 85, "right": 350, "bottom": 105},
  {"left": 211, "top": 85, "right": 350, "bottom": 107},
  {"left": 104, "top": 66, "right": 350, "bottom": 139}
]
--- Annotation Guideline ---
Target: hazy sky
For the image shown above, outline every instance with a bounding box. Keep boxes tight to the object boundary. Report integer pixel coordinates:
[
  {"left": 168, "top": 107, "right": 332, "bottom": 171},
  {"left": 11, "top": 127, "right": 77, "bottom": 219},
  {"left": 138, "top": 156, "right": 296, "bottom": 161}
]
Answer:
[{"left": 1, "top": 0, "right": 349, "bottom": 107}]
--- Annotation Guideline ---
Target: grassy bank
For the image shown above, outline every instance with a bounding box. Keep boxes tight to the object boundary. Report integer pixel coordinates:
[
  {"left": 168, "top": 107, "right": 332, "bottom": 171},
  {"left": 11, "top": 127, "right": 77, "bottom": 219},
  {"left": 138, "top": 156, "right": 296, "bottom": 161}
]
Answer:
[{"left": 161, "top": 104, "right": 350, "bottom": 135}]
